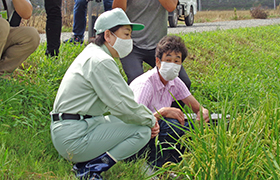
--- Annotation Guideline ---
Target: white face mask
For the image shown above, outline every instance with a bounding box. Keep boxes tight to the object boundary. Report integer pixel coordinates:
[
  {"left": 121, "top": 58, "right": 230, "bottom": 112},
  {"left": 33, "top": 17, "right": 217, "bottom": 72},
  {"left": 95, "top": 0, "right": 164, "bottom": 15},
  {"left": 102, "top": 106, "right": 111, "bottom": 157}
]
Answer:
[
  {"left": 159, "top": 61, "right": 181, "bottom": 81},
  {"left": 109, "top": 32, "right": 133, "bottom": 58}
]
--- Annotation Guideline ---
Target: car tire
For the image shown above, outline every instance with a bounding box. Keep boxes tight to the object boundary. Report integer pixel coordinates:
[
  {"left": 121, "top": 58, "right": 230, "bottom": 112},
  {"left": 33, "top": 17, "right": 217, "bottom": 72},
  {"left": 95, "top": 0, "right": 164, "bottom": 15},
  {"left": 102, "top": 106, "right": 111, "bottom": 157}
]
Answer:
[
  {"left": 168, "top": 8, "right": 178, "bottom": 27},
  {"left": 185, "top": 7, "right": 194, "bottom": 26}
]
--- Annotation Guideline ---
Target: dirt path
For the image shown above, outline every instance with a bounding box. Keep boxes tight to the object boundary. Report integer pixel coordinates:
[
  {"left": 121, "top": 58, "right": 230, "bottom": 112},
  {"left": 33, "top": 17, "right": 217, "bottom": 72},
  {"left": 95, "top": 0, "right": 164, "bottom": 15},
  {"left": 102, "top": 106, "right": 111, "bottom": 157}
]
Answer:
[
  {"left": 39, "top": 18, "right": 280, "bottom": 43},
  {"left": 168, "top": 18, "right": 280, "bottom": 34}
]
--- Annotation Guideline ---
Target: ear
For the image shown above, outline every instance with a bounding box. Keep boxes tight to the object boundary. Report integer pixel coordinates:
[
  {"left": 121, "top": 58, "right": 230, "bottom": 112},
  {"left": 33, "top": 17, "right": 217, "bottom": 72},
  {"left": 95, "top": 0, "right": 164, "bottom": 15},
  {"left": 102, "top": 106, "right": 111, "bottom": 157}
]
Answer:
[
  {"left": 156, "top": 57, "right": 161, "bottom": 69},
  {"left": 104, "top": 30, "right": 112, "bottom": 43}
]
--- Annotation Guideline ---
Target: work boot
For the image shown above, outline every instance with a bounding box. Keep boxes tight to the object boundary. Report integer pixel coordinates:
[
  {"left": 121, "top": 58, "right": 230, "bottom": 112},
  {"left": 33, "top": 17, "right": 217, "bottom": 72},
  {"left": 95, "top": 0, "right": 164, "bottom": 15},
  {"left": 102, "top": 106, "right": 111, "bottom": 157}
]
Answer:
[{"left": 73, "top": 152, "right": 116, "bottom": 180}]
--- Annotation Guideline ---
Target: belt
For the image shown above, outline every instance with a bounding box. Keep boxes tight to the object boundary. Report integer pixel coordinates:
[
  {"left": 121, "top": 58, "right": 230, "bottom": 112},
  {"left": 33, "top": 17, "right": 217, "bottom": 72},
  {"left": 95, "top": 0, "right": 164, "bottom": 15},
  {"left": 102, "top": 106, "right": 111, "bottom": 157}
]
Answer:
[{"left": 51, "top": 113, "right": 92, "bottom": 122}]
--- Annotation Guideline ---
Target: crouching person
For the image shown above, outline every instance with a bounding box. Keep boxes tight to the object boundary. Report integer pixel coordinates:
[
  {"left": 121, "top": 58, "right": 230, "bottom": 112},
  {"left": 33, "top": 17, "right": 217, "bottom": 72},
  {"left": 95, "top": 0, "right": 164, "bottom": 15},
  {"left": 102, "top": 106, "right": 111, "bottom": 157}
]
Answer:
[
  {"left": 0, "top": 0, "right": 40, "bottom": 75},
  {"left": 129, "top": 35, "right": 210, "bottom": 168},
  {"left": 50, "top": 8, "right": 159, "bottom": 180}
]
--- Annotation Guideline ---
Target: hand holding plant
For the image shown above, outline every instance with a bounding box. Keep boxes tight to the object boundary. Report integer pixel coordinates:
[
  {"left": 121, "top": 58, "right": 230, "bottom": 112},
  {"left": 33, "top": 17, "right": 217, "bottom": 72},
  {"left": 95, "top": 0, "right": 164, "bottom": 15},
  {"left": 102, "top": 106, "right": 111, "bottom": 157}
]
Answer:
[{"left": 196, "top": 107, "right": 210, "bottom": 122}]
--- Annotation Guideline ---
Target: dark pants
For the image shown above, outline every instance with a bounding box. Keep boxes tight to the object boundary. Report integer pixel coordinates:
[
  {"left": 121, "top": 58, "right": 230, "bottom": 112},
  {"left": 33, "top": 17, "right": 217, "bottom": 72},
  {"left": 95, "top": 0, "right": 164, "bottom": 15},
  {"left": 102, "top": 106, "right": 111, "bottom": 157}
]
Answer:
[
  {"left": 44, "top": 0, "right": 62, "bottom": 54},
  {"left": 73, "top": 0, "right": 113, "bottom": 38},
  {"left": 127, "top": 118, "right": 194, "bottom": 168},
  {"left": 103, "top": 0, "right": 113, "bottom": 11},
  {"left": 120, "top": 45, "right": 191, "bottom": 108}
]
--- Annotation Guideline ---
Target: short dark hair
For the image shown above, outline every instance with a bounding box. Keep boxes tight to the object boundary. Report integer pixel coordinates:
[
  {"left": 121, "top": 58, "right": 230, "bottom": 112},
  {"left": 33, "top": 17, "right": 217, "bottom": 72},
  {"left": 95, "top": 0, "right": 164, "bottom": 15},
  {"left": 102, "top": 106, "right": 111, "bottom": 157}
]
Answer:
[{"left": 155, "top": 35, "right": 188, "bottom": 62}]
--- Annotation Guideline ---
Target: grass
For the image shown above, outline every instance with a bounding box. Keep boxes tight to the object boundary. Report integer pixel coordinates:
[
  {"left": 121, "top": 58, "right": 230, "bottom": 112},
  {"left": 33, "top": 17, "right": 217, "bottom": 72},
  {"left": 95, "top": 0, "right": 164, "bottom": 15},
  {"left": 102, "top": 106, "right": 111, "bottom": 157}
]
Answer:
[{"left": 1, "top": 24, "right": 280, "bottom": 179}]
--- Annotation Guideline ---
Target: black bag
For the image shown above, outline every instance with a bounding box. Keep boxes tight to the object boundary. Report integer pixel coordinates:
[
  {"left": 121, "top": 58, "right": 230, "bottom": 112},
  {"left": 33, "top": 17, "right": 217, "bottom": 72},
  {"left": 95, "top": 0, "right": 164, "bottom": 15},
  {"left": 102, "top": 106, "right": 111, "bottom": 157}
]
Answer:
[
  {"left": 2, "top": 0, "right": 21, "bottom": 27},
  {"left": 9, "top": 10, "right": 21, "bottom": 27}
]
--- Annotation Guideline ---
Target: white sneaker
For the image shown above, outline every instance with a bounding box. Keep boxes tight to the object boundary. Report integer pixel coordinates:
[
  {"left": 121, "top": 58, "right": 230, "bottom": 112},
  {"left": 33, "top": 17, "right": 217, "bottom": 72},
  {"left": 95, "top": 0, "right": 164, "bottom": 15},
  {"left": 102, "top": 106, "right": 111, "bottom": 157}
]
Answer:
[{"left": 141, "top": 163, "right": 159, "bottom": 180}]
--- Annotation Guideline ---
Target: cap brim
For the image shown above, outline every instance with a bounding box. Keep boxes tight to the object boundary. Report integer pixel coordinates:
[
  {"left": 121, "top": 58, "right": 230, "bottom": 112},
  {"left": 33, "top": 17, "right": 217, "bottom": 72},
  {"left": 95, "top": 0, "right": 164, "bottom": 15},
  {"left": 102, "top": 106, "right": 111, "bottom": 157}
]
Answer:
[{"left": 131, "top": 23, "right": 145, "bottom": 31}]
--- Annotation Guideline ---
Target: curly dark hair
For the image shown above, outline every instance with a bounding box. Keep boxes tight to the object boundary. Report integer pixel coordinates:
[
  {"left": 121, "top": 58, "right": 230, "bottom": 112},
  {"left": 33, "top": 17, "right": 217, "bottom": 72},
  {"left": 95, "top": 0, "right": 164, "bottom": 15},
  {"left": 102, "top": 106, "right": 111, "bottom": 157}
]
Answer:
[{"left": 155, "top": 35, "right": 188, "bottom": 62}]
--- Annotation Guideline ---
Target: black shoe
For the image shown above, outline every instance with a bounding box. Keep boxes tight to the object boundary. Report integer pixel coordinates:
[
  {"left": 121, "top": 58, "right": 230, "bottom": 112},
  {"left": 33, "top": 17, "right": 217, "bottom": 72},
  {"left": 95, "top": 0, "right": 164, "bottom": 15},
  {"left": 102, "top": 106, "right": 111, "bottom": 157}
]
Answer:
[
  {"left": 45, "top": 49, "right": 59, "bottom": 57},
  {"left": 63, "top": 35, "right": 84, "bottom": 44}
]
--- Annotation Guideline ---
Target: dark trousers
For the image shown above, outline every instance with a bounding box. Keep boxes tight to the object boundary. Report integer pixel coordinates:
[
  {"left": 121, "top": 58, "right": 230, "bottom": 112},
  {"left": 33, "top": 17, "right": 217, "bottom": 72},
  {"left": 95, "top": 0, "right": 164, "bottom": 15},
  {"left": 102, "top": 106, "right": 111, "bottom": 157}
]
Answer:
[
  {"left": 44, "top": 0, "right": 62, "bottom": 54},
  {"left": 127, "top": 118, "right": 194, "bottom": 168},
  {"left": 103, "top": 0, "right": 113, "bottom": 11}
]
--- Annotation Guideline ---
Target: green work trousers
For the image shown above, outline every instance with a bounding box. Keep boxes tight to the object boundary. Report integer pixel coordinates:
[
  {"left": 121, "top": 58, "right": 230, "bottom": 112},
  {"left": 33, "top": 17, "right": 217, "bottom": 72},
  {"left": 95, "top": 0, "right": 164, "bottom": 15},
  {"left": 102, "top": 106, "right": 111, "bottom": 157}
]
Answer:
[{"left": 50, "top": 114, "right": 151, "bottom": 163}]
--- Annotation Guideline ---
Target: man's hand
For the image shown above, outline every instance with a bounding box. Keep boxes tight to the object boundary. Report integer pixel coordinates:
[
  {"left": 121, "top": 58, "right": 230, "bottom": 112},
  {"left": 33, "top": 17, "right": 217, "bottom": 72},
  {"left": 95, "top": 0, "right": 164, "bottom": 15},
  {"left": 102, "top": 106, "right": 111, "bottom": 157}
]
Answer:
[
  {"left": 151, "top": 121, "right": 160, "bottom": 139},
  {"left": 182, "top": 95, "right": 209, "bottom": 123},
  {"left": 154, "top": 107, "right": 185, "bottom": 126},
  {"left": 196, "top": 108, "right": 209, "bottom": 122}
]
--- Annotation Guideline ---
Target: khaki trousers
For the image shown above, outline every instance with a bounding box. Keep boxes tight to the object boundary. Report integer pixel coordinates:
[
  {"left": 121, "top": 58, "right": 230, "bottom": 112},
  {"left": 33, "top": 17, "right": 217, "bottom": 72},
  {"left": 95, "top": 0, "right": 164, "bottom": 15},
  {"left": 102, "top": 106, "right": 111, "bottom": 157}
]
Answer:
[
  {"left": 51, "top": 115, "right": 151, "bottom": 163},
  {"left": 0, "top": 18, "right": 40, "bottom": 74}
]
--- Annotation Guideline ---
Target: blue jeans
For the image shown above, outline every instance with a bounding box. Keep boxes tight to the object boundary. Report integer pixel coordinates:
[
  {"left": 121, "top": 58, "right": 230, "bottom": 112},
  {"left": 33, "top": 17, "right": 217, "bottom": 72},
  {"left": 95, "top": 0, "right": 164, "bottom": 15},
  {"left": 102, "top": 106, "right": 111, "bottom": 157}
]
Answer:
[
  {"left": 149, "top": 118, "right": 194, "bottom": 167},
  {"left": 73, "top": 0, "right": 88, "bottom": 38},
  {"left": 103, "top": 0, "right": 113, "bottom": 11},
  {"left": 126, "top": 118, "right": 194, "bottom": 168},
  {"left": 73, "top": 0, "right": 113, "bottom": 38},
  {"left": 158, "top": 118, "right": 194, "bottom": 138}
]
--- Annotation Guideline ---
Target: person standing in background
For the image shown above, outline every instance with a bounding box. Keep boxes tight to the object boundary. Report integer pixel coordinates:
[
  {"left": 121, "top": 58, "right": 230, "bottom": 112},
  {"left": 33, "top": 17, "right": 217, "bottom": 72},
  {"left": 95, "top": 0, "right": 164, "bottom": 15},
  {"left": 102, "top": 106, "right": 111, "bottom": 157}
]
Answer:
[
  {"left": 44, "top": 0, "right": 62, "bottom": 57},
  {"left": 64, "top": 0, "right": 113, "bottom": 44},
  {"left": 112, "top": 0, "right": 192, "bottom": 108}
]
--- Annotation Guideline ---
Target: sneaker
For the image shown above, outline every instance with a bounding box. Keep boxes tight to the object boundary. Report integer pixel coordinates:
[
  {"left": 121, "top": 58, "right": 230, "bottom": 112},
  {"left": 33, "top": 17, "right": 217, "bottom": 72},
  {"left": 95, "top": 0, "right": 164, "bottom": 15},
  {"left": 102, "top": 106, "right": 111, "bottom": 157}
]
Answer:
[
  {"left": 141, "top": 163, "right": 159, "bottom": 180},
  {"left": 163, "top": 172, "right": 178, "bottom": 179},
  {"left": 0, "top": 75, "right": 11, "bottom": 85},
  {"left": 63, "top": 35, "right": 84, "bottom": 44},
  {"left": 72, "top": 163, "right": 103, "bottom": 180}
]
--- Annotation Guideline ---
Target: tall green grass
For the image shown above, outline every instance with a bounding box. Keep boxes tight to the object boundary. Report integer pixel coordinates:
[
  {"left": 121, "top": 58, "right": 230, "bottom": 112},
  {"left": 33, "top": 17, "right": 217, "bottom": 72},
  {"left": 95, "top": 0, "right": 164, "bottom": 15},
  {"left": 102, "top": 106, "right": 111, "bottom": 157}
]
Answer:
[{"left": 0, "top": 24, "right": 279, "bottom": 179}]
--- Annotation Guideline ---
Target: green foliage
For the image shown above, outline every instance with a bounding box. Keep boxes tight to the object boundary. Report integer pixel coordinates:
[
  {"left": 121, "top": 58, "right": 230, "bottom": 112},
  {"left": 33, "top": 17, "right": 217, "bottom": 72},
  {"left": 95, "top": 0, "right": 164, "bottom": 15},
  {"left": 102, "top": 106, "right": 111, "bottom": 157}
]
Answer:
[
  {"left": 61, "top": 26, "right": 73, "bottom": 33},
  {"left": 167, "top": 25, "right": 280, "bottom": 179},
  {"left": 231, "top": 7, "right": 238, "bottom": 20},
  {"left": 1, "top": 25, "right": 280, "bottom": 179}
]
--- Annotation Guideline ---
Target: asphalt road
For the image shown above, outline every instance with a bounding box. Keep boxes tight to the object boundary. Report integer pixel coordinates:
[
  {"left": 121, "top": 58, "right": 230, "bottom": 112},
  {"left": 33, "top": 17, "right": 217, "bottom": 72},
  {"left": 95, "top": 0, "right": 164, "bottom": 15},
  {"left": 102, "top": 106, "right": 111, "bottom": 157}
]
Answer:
[{"left": 39, "top": 18, "right": 280, "bottom": 43}]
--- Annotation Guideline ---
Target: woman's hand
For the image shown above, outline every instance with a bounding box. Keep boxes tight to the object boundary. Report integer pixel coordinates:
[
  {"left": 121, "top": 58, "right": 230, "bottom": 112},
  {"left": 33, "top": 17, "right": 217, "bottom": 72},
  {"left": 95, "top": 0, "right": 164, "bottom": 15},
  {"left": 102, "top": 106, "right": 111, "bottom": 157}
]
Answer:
[{"left": 151, "top": 121, "right": 160, "bottom": 139}]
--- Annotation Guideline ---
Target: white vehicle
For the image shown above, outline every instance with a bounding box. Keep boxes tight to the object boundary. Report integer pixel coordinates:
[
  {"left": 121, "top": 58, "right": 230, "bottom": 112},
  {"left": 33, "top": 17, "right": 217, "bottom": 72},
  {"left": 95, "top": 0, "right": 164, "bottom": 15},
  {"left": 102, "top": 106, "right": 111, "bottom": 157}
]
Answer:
[{"left": 168, "top": 0, "right": 197, "bottom": 27}]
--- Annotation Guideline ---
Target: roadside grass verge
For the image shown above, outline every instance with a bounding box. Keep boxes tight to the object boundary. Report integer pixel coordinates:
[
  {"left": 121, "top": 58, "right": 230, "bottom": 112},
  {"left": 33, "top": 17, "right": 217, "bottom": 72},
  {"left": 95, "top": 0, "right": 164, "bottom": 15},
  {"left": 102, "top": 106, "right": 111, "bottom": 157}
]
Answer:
[{"left": 0, "top": 24, "right": 279, "bottom": 179}]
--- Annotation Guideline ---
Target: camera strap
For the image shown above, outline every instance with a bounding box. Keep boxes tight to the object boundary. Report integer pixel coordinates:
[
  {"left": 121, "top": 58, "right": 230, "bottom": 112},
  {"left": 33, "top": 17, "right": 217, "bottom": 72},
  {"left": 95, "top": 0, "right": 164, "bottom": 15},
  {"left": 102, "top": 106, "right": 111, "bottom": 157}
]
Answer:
[{"left": 2, "top": 0, "right": 7, "bottom": 10}]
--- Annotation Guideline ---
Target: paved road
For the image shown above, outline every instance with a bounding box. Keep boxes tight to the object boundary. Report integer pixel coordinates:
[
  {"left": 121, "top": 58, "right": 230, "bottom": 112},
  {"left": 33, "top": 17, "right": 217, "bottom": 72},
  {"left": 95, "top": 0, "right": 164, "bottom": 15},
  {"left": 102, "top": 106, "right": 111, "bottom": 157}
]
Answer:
[{"left": 39, "top": 18, "right": 280, "bottom": 43}]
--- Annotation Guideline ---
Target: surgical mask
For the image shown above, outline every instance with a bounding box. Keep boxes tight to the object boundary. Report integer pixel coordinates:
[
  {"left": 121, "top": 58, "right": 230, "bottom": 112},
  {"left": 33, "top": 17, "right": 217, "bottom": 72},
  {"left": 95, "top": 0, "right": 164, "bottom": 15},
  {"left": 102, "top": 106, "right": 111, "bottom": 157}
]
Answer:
[
  {"left": 159, "top": 61, "right": 181, "bottom": 81},
  {"left": 109, "top": 32, "right": 133, "bottom": 58}
]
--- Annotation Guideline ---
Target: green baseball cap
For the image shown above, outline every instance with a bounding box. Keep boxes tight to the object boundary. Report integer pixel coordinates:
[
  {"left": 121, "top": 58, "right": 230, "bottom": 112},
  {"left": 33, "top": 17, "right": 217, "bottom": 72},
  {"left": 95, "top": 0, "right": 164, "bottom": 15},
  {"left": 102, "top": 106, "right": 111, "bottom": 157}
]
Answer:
[{"left": 94, "top": 8, "right": 145, "bottom": 35}]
